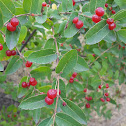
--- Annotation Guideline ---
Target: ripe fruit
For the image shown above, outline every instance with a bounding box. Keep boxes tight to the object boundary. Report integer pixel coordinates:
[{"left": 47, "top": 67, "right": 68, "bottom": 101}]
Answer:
[
  {"left": 108, "top": 23, "right": 116, "bottom": 30},
  {"left": 70, "top": 76, "right": 74, "bottom": 80},
  {"left": 22, "top": 82, "right": 27, "bottom": 88},
  {"left": 75, "top": 20, "right": 83, "bottom": 29},
  {"left": 69, "top": 79, "right": 74, "bottom": 83},
  {"left": 72, "top": 17, "right": 79, "bottom": 24},
  {"left": 11, "top": 50, "right": 16, "bottom": 56},
  {"left": 0, "top": 44, "right": 3, "bottom": 51},
  {"left": 42, "top": 2, "right": 47, "bottom": 7},
  {"left": 26, "top": 82, "right": 30, "bottom": 88},
  {"left": 86, "top": 103, "right": 90, "bottom": 108},
  {"left": 72, "top": 72, "right": 77, "bottom": 78},
  {"left": 72, "top": 0, "right": 75, "bottom": 6},
  {"left": 105, "top": 92, "right": 109, "bottom": 97},
  {"left": 10, "top": 18, "right": 19, "bottom": 27},
  {"left": 112, "top": 10, "right": 116, "bottom": 14},
  {"left": 92, "top": 54, "right": 95, "bottom": 57},
  {"left": 47, "top": 89, "right": 57, "bottom": 99},
  {"left": 106, "top": 83, "right": 109, "bottom": 88},
  {"left": 45, "top": 96, "right": 54, "bottom": 105},
  {"left": 92, "top": 14, "right": 101, "bottom": 23},
  {"left": 83, "top": 88, "right": 87, "bottom": 93},
  {"left": 8, "top": 115, "right": 10, "bottom": 118},
  {"left": 106, "top": 97, "right": 110, "bottom": 102},
  {"left": 22, "top": 40, "right": 25, "bottom": 44},
  {"left": 6, "top": 50, "right": 11, "bottom": 56},
  {"left": 25, "top": 61, "right": 33, "bottom": 67},
  {"left": 31, "top": 13, "right": 34, "bottom": 16},
  {"left": 85, "top": 96, "right": 88, "bottom": 100},
  {"left": 106, "top": 18, "right": 114, "bottom": 24},
  {"left": 14, "top": 115, "right": 16, "bottom": 117},
  {"left": 100, "top": 98, "right": 105, "bottom": 102},
  {"left": 89, "top": 96, "right": 92, "bottom": 101},
  {"left": 62, "top": 102, "right": 67, "bottom": 106},
  {"left": 29, "top": 78, "right": 37, "bottom": 86},
  {"left": 105, "top": 3, "right": 108, "bottom": 8},
  {"left": 95, "top": 7, "right": 104, "bottom": 16},
  {"left": 7, "top": 22, "right": 16, "bottom": 32},
  {"left": 60, "top": 43, "right": 63, "bottom": 47},
  {"left": 98, "top": 85, "right": 102, "bottom": 89},
  {"left": 123, "top": 46, "right": 125, "bottom": 49}
]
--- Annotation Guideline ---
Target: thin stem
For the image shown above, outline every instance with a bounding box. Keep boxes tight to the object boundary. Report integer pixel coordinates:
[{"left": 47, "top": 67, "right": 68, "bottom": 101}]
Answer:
[{"left": 0, "top": 30, "right": 5, "bottom": 36}]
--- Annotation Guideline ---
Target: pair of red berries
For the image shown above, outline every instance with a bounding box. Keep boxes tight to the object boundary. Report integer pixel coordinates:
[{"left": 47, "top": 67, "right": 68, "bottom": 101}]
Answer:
[
  {"left": 45, "top": 89, "right": 61, "bottom": 105},
  {"left": 107, "top": 18, "right": 116, "bottom": 30},
  {"left": 6, "top": 50, "right": 16, "bottom": 56},
  {"left": 100, "top": 97, "right": 110, "bottom": 102},
  {"left": 69, "top": 72, "right": 77, "bottom": 83},
  {"left": 105, "top": 4, "right": 116, "bottom": 14},
  {"left": 92, "top": 7, "right": 104, "bottom": 23},
  {"left": 85, "top": 96, "right": 92, "bottom": 101},
  {"left": 0, "top": 44, "right": 3, "bottom": 51},
  {"left": 72, "top": 17, "right": 84, "bottom": 29},
  {"left": 7, "top": 18, "right": 19, "bottom": 32},
  {"left": 22, "top": 78, "right": 37, "bottom": 88},
  {"left": 98, "top": 83, "right": 109, "bottom": 89},
  {"left": 25, "top": 61, "right": 33, "bottom": 67}
]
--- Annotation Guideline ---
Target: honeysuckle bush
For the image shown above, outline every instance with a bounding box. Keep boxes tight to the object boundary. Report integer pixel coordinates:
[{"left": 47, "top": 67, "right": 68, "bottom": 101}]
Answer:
[{"left": 0, "top": 0, "right": 126, "bottom": 125}]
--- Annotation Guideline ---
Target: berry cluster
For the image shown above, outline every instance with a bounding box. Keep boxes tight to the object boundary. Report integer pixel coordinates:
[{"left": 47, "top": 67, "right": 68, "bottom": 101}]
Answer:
[
  {"left": 119, "top": 44, "right": 126, "bottom": 49},
  {"left": 92, "top": 7, "right": 104, "bottom": 23},
  {"left": 6, "top": 50, "right": 16, "bottom": 56},
  {"left": 107, "top": 18, "right": 116, "bottom": 30},
  {"left": 105, "top": 3, "right": 116, "bottom": 14},
  {"left": 22, "top": 78, "right": 37, "bottom": 88},
  {"left": 45, "top": 89, "right": 61, "bottom": 105},
  {"left": 25, "top": 61, "right": 33, "bottom": 67},
  {"left": 85, "top": 96, "right": 92, "bottom": 101},
  {"left": 72, "top": 17, "right": 84, "bottom": 29},
  {"left": 0, "top": 43, "right": 3, "bottom": 51},
  {"left": 7, "top": 18, "right": 19, "bottom": 32},
  {"left": 69, "top": 72, "right": 77, "bottom": 83}
]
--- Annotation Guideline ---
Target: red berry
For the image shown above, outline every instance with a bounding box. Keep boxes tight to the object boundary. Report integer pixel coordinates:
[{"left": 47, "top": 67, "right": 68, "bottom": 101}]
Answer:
[
  {"left": 47, "top": 89, "right": 57, "bottom": 99},
  {"left": 106, "top": 83, "right": 109, "bottom": 88},
  {"left": 89, "top": 96, "right": 92, "bottom": 101},
  {"left": 108, "top": 23, "right": 116, "bottom": 30},
  {"left": 86, "top": 103, "right": 90, "bottom": 108},
  {"left": 60, "top": 43, "right": 64, "bottom": 47},
  {"left": 95, "top": 7, "right": 104, "bottom": 17},
  {"left": 72, "top": 0, "right": 75, "bottom": 6},
  {"left": 7, "top": 22, "right": 16, "bottom": 32},
  {"left": 83, "top": 88, "right": 87, "bottom": 93},
  {"left": 72, "top": 17, "right": 79, "bottom": 24},
  {"left": 22, "top": 82, "right": 27, "bottom": 88},
  {"left": 75, "top": 79, "right": 79, "bottom": 82},
  {"left": 87, "top": 97, "right": 90, "bottom": 101},
  {"left": 69, "top": 44, "right": 72, "bottom": 48},
  {"left": 22, "top": 40, "right": 25, "bottom": 44},
  {"left": 62, "top": 102, "right": 67, "bottom": 106},
  {"left": 100, "top": 98, "right": 105, "bottom": 102},
  {"left": 75, "top": 20, "right": 83, "bottom": 29},
  {"left": 45, "top": 96, "right": 54, "bottom": 105},
  {"left": 42, "top": 2, "right": 47, "bottom": 7},
  {"left": 14, "top": 115, "right": 16, "bottom": 117},
  {"left": 105, "top": 3, "right": 108, "bottom": 8},
  {"left": 98, "top": 85, "right": 102, "bottom": 89},
  {"left": 31, "top": 13, "right": 35, "bottom": 16},
  {"left": 112, "top": 10, "right": 116, "bottom": 14},
  {"left": 105, "top": 92, "right": 109, "bottom": 97},
  {"left": 77, "top": 49, "right": 81, "bottom": 52},
  {"left": 106, "top": 18, "right": 114, "bottom": 24},
  {"left": 0, "top": 44, "right": 3, "bottom": 51},
  {"left": 72, "top": 72, "right": 77, "bottom": 78},
  {"left": 69, "top": 79, "right": 74, "bottom": 83},
  {"left": 29, "top": 78, "right": 37, "bottom": 86},
  {"left": 10, "top": 18, "right": 19, "bottom": 27},
  {"left": 92, "top": 54, "right": 95, "bottom": 57},
  {"left": 123, "top": 46, "right": 125, "bottom": 49},
  {"left": 106, "top": 97, "right": 110, "bottom": 102},
  {"left": 11, "top": 50, "right": 16, "bottom": 56},
  {"left": 25, "top": 61, "right": 33, "bottom": 67},
  {"left": 85, "top": 96, "right": 88, "bottom": 100},
  {"left": 8, "top": 115, "right": 10, "bottom": 118},
  {"left": 6, "top": 50, "right": 11, "bottom": 56},
  {"left": 26, "top": 82, "right": 30, "bottom": 88},
  {"left": 92, "top": 14, "right": 101, "bottom": 23},
  {"left": 70, "top": 76, "right": 74, "bottom": 80},
  {"left": 110, "top": 7, "right": 112, "bottom": 11}
]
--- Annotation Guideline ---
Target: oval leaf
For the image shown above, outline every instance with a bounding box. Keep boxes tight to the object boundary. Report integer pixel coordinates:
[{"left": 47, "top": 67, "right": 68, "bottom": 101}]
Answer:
[
  {"left": 117, "top": 29, "right": 126, "bottom": 44},
  {"left": 38, "top": 117, "right": 53, "bottom": 126}
]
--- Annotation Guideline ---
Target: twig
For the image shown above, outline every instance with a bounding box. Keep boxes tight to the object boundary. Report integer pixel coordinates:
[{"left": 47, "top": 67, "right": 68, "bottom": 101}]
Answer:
[
  {"left": 89, "top": 44, "right": 118, "bottom": 67},
  {"left": 19, "top": 29, "right": 37, "bottom": 53},
  {"left": 0, "top": 30, "right": 5, "bottom": 36}
]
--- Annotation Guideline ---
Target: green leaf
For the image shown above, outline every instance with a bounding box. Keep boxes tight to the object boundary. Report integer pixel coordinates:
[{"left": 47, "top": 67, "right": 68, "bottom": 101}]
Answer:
[
  {"left": 85, "top": 20, "right": 110, "bottom": 45},
  {"left": 56, "top": 50, "right": 77, "bottom": 77},
  {"left": 33, "top": 108, "right": 41, "bottom": 124},
  {"left": 19, "top": 94, "right": 54, "bottom": 110},
  {"left": 38, "top": 117, "right": 53, "bottom": 126},
  {"left": 59, "top": 79, "right": 66, "bottom": 98},
  {"left": 27, "top": 49, "right": 57, "bottom": 64},
  {"left": 35, "top": 15, "right": 47, "bottom": 24},
  {"left": 30, "top": 66, "right": 51, "bottom": 79},
  {"left": 73, "top": 81, "right": 84, "bottom": 92},
  {"left": 44, "top": 38, "right": 56, "bottom": 50},
  {"left": 38, "top": 85, "right": 52, "bottom": 93},
  {"left": 82, "top": 2, "right": 89, "bottom": 12},
  {"left": 0, "top": 9, "right": 3, "bottom": 29},
  {"left": 117, "top": 29, "right": 126, "bottom": 44},
  {"left": 115, "top": 0, "right": 126, "bottom": 9},
  {"left": 0, "top": 62, "right": 4, "bottom": 71},
  {"left": 111, "top": 9, "right": 126, "bottom": 21},
  {"left": 17, "top": 76, "right": 28, "bottom": 98},
  {"left": 74, "top": 56, "right": 89, "bottom": 72},
  {"left": 60, "top": 99, "right": 87, "bottom": 125},
  {"left": 31, "top": 0, "right": 39, "bottom": 14},
  {"left": 6, "top": 26, "right": 20, "bottom": 50},
  {"left": 62, "top": 0, "right": 73, "bottom": 12},
  {"left": 18, "top": 26, "right": 27, "bottom": 44},
  {"left": 23, "top": 0, "right": 32, "bottom": 13},
  {"left": 5, "top": 56, "right": 23, "bottom": 75},
  {"left": 56, "top": 113, "right": 82, "bottom": 126}
]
